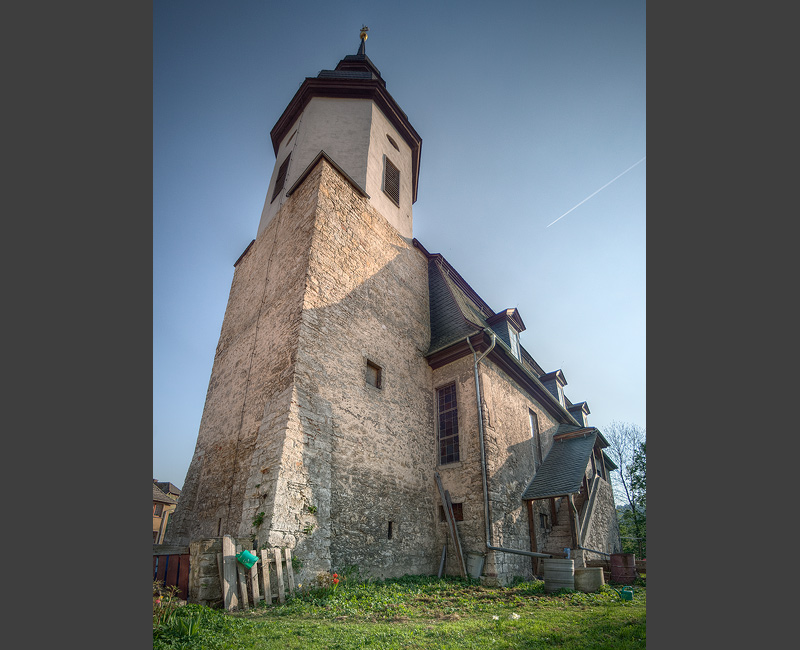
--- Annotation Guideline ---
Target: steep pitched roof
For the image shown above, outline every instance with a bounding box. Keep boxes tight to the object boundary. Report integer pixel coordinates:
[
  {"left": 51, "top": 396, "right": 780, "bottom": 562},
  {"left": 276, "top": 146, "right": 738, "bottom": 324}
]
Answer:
[
  {"left": 153, "top": 483, "right": 177, "bottom": 504},
  {"left": 427, "top": 258, "right": 486, "bottom": 354},
  {"left": 521, "top": 429, "right": 597, "bottom": 500}
]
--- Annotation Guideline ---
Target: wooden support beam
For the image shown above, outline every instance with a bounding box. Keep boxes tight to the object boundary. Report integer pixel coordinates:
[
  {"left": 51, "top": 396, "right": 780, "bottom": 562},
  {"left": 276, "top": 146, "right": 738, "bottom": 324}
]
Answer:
[
  {"left": 526, "top": 499, "right": 540, "bottom": 576},
  {"left": 567, "top": 494, "right": 579, "bottom": 549},
  {"left": 435, "top": 472, "right": 467, "bottom": 578}
]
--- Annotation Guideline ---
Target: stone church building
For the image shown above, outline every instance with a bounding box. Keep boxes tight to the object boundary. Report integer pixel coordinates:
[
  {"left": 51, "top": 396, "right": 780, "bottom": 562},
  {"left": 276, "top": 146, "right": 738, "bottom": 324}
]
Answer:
[{"left": 165, "top": 32, "right": 621, "bottom": 586}]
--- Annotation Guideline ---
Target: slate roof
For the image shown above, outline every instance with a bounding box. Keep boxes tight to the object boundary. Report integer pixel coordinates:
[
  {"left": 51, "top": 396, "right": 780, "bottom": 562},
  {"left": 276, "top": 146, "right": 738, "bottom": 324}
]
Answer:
[
  {"left": 521, "top": 429, "right": 597, "bottom": 500},
  {"left": 424, "top": 253, "right": 547, "bottom": 378},
  {"left": 427, "top": 258, "right": 486, "bottom": 354}
]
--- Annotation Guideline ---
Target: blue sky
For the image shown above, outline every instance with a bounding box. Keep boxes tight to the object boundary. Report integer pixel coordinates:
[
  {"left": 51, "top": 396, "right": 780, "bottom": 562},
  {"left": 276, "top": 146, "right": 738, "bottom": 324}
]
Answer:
[{"left": 154, "top": 0, "right": 646, "bottom": 489}]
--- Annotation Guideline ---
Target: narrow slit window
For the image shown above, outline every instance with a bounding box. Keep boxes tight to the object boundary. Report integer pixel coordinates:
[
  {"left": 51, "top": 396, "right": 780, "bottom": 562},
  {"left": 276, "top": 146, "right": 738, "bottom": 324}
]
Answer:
[
  {"left": 529, "top": 410, "right": 542, "bottom": 470},
  {"left": 388, "top": 521, "right": 393, "bottom": 539},
  {"left": 437, "top": 383, "right": 459, "bottom": 464},
  {"left": 383, "top": 156, "right": 400, "bottom": 205},
  {"left": 366, "top": 360, "right": 382, "bottom": 389},
  {"left": 271, "top": 155, "right": 291, "bottom": 202}
]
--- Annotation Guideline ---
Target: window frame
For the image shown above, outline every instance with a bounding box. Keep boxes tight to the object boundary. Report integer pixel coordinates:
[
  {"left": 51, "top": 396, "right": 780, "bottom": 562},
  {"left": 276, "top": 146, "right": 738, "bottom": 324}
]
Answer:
[
  {"left": 436, "top": 382, "right": 460, "bottom": 465},
  {"left": 382, "top": 155, "right": 400, "bottom": 206},
  {"left": 365, "top": 359, "right": 383, "bottom": 389},
  {"left": 271, "top": 155, "right": 291, "bottom": 203}
]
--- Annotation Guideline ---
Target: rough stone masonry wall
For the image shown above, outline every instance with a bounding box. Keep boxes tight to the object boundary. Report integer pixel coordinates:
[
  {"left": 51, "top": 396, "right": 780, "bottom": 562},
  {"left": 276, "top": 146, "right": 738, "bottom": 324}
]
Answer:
[
  {"left": 166, "top": 164, "right": 319, "bottom": 547},
  {"left": 478, "top": 357, "right": 562, "bottom": 584},
  {"left": 187, "top": 537, "right": 251, "bottom": 607},
  {"left": 283, "top": 158, "right": 437, "bottom": 581},
  {"left": 431, "top": 355, "right": 486, "bottom": 578}
]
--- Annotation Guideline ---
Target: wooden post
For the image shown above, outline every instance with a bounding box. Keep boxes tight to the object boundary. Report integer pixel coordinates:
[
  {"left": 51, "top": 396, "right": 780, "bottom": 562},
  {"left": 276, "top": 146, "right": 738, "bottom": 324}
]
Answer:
[
  {"left": 567, "top": 494, "right": 579, "bottom": 549},
  {"left": 260, "top": 550, "right": 273, "bottom": 605},
  {"left": 216, "top": 553, "right": 224, "bottom": 602},
  {"left": 235, "top": 545, "right": 250, "bottom": 609},
  {"left": 438, "top": 545, "right": 447, "bottom": 578},
  {"left": 526, "top": 499, "right": 539, "bottom": 576},
  {"left": 249, "top": 559, "right": 261, "bottom": 604},
  {"left": 222, "top": 535, "right": 239, "bottom": 611},
  {"left": 284, "top": 548, "right": 295, "bottom": 597},
  {"left": 273, "top": 548, "right": 285, "bottom": 604}
]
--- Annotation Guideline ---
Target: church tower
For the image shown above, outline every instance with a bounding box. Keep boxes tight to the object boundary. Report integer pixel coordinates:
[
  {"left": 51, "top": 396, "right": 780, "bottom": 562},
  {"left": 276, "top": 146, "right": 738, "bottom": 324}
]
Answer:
[
  {"left": 259, "top": 26, "right": 421, "bottom": 241},
  {"left": 166, "top": 30, "right": 437, "bottom": 580}
]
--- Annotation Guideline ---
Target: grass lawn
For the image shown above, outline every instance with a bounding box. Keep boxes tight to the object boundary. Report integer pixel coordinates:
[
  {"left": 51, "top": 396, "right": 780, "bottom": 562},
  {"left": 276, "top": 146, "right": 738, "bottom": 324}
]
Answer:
[{"left": 153, "top": 574, "right": 646, "bottom": 649}]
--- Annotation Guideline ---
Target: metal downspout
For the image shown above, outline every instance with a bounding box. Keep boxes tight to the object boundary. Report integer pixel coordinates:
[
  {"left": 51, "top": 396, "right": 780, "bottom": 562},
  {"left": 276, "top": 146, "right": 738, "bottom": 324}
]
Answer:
[{"left": 467, "top": 331, "right": 552, "bottom": 561}]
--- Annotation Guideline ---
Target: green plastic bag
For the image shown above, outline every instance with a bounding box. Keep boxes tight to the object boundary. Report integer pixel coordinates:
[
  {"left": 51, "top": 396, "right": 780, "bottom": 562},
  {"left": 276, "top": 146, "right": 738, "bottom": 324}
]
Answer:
[{"left": 236, "top": 549, "right": 259, "bottom": 569}]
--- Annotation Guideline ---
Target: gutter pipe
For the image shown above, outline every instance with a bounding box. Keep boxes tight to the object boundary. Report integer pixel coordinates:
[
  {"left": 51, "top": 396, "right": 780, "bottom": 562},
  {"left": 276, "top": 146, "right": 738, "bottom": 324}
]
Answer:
[{"left": 467, "top": 331, "right": 553, "bottom": 561}]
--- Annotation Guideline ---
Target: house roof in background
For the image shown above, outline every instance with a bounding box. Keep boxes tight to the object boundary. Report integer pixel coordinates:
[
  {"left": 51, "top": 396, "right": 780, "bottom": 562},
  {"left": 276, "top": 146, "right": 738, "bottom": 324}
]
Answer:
[{"left": 153, "top": 483, "right": 177, "bottom": 504}]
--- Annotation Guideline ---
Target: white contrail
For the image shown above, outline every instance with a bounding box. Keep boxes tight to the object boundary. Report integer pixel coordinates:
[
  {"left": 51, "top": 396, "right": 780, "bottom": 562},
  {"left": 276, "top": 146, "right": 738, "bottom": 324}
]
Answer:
[{"left": 546, "top": 156, "right": 646, "bottom": 228}]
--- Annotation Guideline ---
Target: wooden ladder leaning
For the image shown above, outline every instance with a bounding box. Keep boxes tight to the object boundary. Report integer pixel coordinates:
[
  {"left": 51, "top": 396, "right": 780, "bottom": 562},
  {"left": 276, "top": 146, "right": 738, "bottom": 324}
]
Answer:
[{"left": 435, "top": 472, "right": 467, "bottom": 578}]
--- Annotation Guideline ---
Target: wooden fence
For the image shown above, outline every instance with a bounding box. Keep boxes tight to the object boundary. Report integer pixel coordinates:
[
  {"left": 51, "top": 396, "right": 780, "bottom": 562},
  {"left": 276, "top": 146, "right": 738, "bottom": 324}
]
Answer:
[
  {"left": 218, "top": 535, "right": 296, "bottom": 611},
  {"left": 153, "top": 545, "right": 190, "bottom": 601}
]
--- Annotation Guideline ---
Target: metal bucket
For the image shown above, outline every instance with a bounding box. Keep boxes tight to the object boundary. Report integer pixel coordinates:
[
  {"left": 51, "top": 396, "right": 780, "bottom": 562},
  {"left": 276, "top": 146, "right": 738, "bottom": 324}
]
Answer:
[
  {"left": 465, "top": 552, "right": 485, "bottom": 580},
  {"left": 574, "top": 567, "right": 605, "bottom": 593},
  {"left": 610, "top": 553, "right": 636, "bottom": 584},
  {"left": 543, "top": 558, "right": 574, "bottom": 593}
]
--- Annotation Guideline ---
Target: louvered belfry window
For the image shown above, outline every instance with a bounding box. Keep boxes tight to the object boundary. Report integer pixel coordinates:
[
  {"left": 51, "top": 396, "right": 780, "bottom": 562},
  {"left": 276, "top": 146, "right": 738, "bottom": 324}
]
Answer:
[
  {"left": 271, "top": 155, "right": 291, "bottom": 202},
  {"left": 383, "top": 156, "right": 400, "bottom": 205},
  {"left": 437, "top": 383, "right": 459, "bottom": 464}
]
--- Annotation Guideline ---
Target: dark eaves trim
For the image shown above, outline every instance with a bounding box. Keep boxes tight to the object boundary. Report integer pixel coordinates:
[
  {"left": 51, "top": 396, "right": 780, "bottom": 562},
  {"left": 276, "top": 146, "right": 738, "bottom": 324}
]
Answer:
[
  {"left": 234, "top": 239, "right": 255, "bottom": 267},
  {"left": 285, "top": 150, "right": 370, "bottom": 199},
  {"left": 412, "top": 240, "right": 495, "bottom": 318},
  {"left": 483, "top": 330, "right": 581, "bottom": 426},
  {"left": 271, "top": 77, "right": 421, "bottom": 202},
  {"left": 429, "top": 329, "right": 580, "bottom": 426}
]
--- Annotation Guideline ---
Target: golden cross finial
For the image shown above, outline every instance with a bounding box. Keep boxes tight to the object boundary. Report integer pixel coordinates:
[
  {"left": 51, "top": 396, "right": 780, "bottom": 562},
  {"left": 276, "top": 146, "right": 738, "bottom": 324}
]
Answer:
[{"left": 360, "top": 25, "right": 369, "bottom": 41}]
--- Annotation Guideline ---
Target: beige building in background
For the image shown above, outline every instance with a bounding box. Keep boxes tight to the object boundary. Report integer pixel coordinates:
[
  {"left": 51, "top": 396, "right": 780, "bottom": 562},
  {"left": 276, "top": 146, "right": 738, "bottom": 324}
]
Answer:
[
  {"left": 165, "top": 34, "right": 621, "bottom": 586},
  {"left": 153, "top": 481, "right": 180, "bottom": 544}
]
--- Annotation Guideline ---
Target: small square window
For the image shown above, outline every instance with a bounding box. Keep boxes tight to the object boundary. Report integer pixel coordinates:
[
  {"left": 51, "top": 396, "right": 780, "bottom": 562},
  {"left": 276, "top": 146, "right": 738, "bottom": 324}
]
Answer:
[
  {"left": 439, "top": 503, "right": 463, "bottom": 522},
  {"left": 366, "top": 360, "right": 382, "bottom": 389}
]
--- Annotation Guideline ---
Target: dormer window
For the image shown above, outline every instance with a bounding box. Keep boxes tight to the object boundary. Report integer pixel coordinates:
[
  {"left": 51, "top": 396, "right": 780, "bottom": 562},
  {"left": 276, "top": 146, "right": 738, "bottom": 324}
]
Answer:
[
  {"left": 486, "top": 308, "right": 525, "bottom": 361},
  {"left": 509, "top": 328, "right": 520, "bottom": 359}
]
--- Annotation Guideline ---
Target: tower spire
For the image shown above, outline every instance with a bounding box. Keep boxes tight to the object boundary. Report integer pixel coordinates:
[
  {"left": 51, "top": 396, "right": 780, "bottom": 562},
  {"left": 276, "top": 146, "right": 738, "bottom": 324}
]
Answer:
[{"left": 358, "top": 25, "right": 368, "bottom": 55}]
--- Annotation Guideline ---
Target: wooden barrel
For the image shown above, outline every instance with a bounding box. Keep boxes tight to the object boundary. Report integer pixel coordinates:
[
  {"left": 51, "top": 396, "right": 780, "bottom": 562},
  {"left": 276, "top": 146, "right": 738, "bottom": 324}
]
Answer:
[
  {"left": 574, "top": 567, "right": 605, "bottom": 593},
  {"left": 610, "top": 553, "right": 636, "bottom": 584},
  {"left": 543, "top": 558, "right": 574, "bottom": 593}
]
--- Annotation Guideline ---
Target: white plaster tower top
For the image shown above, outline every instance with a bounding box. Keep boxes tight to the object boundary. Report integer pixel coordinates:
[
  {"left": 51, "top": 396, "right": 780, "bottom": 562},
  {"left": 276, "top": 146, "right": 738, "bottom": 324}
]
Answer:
[{"left": 257, "top": 29, "right": 422, "bottom": 241}]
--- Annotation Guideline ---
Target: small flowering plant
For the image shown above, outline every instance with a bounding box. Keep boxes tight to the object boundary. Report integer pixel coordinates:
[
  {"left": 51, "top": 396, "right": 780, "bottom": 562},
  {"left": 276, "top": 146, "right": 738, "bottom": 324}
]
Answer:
[{"left": 310, "top": 570, "right": 345, "bottom": 597}]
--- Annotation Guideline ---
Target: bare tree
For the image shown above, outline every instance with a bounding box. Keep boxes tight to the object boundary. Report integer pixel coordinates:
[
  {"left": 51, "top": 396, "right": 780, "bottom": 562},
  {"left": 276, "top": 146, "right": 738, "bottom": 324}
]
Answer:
[{"left": 602, "top": 421, "right": 646, "bottom": 552}]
